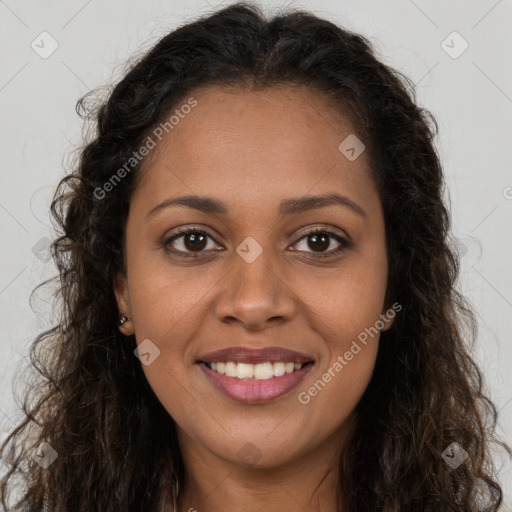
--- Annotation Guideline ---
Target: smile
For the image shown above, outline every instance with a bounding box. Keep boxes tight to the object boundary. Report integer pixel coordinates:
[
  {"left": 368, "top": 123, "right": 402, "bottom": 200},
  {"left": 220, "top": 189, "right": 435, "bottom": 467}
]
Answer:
[{"left": 197, "top": 361, "right": 314, "bottom": 403}]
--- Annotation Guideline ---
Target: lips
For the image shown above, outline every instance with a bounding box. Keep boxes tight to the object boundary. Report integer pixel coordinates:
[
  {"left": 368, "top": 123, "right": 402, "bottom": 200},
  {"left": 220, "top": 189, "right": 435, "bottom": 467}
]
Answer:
[
  {"left": 197, "top": 360, "right": 314, "bottom": 404},
  {"left": 196, "top": 346, "right": 314, "bottom": 365},
  {"left": 195, "top": 346, "right": 315, "bottom": 403}
]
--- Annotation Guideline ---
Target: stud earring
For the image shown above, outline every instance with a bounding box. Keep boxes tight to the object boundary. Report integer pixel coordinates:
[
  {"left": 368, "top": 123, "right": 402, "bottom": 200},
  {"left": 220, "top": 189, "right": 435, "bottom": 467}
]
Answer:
[{"left": 117, "top": 313, "right": 131, "bottom": 326}]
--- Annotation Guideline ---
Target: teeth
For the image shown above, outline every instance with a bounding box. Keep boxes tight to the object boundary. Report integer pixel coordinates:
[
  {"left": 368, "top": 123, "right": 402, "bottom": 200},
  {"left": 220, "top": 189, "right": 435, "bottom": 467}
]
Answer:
[
  {"left": 254, "top": 362, "right": 274, "bottom": 379},
  {"left": 206, "top": 361, "right": 308, "bottom": 380},
  {"left": 237, "top": 363, "right": 255, "bottom": 379},
  {"left": 225, "top": 361, "right": 237, "bottom": 377},
  {"left": 273, "top": 362, "right": 286, "bottom": 377}
]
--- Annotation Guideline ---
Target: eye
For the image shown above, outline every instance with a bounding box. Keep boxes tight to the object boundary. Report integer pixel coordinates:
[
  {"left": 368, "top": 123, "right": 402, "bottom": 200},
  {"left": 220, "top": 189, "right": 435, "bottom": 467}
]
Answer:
[
  {"left": 163, "top": 227, "right": 222, "bottom": 258},
  {"left": 290, "top": 228, "right": 350, "bottom": 258}
]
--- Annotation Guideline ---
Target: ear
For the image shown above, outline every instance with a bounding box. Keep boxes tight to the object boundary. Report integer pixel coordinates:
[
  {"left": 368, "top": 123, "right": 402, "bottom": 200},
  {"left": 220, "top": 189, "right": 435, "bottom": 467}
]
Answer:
[
  {"left": 379, "top": 300, "right": 400, "bottom": 332},
  {"left": 380, "top": 310, "right": 395, "bottom": 332},
  {"left": 114, "top": 271, "right": 134, "bottom": 336}
]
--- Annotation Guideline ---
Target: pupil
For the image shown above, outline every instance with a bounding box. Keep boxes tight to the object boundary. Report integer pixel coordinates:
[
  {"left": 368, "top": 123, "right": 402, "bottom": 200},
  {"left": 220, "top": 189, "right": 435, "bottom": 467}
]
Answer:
[
  {"left": 185, "top": 233, "right": 206, "bottom": 251},
  {"left": 309, "top": 233, "right": 328, "bottom": 252}
]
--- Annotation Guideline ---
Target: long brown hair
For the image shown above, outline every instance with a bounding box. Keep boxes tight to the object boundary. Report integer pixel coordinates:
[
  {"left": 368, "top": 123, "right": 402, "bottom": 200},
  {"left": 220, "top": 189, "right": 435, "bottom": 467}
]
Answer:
[{"left": 1, "top": 3, "right": 510, "bottom": 510}]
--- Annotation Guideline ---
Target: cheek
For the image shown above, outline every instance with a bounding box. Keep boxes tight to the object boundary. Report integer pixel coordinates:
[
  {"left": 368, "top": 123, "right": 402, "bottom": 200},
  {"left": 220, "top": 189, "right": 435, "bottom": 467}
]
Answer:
[
  {"left": 300, "top": 252, "right": 388, "bottom": 352},
  {"left": 297, "top": 347, "right": 378, "bottom": 438},
  {"left": 127, "top": 260, "right": 221, "bottom": 348},
  {"left": 294, "top": 252, "right": 386, "bottom": 416},
  {"left": 295, "top": 288, "right": 382, "bottom": 432},
  {"left": 130, "top": 280, "right": 206, "bottom": 430}
]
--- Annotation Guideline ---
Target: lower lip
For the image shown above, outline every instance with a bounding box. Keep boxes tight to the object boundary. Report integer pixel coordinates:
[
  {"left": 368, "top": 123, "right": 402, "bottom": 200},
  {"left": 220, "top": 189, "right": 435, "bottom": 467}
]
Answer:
[{"left": 197, "top": 362, "right": 314, "bottom": 404}]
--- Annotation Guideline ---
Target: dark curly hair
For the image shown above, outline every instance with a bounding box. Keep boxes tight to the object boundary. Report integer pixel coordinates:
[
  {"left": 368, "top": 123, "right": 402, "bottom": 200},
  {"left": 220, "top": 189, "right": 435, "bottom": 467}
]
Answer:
[{"left": 1, "top": 2, "right": 510, "bottom": 511}]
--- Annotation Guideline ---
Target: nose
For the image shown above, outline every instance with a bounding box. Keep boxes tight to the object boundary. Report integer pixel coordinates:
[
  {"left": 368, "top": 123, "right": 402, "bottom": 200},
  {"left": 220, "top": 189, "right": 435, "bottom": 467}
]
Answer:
[{"left": 214, "top": 245, "right": 297, "bottom": 331}]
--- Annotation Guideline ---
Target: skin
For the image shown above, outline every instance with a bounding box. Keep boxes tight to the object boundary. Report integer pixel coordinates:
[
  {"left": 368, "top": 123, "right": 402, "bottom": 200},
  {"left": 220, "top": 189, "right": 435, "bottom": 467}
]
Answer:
[{"left": 114, "top": 84, "right": 394, "bottom": 512}]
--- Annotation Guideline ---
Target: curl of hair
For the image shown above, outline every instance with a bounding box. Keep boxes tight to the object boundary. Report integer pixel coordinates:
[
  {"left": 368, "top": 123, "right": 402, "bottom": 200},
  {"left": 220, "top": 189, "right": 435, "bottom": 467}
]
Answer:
[{"left": 1, "top": 3, "right": 510, "bottom": 511}]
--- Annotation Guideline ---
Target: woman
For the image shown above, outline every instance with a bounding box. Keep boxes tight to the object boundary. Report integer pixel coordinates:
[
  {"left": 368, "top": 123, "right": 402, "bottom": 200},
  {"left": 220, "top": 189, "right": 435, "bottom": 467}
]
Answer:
[{"left": 1, "top": 2, "right": 510, "bottom": 511}]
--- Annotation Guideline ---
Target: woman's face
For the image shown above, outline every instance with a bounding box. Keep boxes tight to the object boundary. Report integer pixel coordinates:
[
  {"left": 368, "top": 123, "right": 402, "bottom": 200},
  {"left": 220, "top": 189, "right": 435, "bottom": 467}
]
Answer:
[{"left": 115, "top": 84, "right": 393, "bottom": 471}]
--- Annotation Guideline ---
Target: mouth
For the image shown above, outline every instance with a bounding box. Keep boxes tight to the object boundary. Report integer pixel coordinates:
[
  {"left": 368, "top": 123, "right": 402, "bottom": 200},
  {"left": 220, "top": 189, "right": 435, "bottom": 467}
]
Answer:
[{"left": 196, "top": 360, "right": 314, "bottom": 404}]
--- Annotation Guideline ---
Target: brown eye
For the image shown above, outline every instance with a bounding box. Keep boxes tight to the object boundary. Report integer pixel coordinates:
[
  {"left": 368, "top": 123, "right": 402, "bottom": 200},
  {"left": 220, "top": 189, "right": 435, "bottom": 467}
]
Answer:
[
  {"left": 291, "top": 229, "right": 349, "bottom": 258},
  {"left": 163, "top": 229, "right": 221, "bottom": 257}
]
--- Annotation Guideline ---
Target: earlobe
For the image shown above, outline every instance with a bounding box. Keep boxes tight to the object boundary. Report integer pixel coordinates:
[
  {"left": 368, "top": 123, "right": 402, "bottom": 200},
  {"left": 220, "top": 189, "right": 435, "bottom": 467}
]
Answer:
[
  {"left": 114, "top": 272, "right": 134, "bottom": 336},
  {"left": 381, "top": 314, "right": 395, "bottom": 332},
  {"left": 380, "top": 301, "right": 398, "bottom": 332}
]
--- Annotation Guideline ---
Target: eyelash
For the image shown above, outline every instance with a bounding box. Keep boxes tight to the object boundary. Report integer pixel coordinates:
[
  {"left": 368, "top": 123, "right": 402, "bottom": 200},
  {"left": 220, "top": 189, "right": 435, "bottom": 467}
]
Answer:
[{"left": 162, "top": 226, "right": 350, "bottom": 259}]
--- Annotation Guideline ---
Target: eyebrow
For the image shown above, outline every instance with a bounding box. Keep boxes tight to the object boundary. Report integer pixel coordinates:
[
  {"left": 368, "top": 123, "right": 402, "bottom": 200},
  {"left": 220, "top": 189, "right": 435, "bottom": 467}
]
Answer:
[{"left": 147, "top": 193, "right": 367, "bottom": 220}]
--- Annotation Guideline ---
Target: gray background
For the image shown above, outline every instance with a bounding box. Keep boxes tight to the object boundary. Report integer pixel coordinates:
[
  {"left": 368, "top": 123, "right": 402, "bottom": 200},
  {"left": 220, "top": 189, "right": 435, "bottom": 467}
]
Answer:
[{"left": 1, "top": 0, "right": 511, "bottom": 504}]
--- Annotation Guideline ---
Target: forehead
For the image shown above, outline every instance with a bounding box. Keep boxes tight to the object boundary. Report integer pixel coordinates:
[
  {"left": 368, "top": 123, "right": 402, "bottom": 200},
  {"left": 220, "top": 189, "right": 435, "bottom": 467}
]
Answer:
[
  {"left": 147, "top": 83, "right": 358, "bottom": 163},
  {"left": 131, "top": 84, "right": 379, "bottom": 219}
]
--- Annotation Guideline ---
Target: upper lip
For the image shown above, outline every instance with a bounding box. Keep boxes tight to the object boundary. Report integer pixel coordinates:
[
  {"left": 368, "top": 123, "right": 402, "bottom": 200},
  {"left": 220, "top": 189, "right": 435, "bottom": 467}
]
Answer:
[{"left": 196, "top": 346, "right": 314, "bottom": 365}]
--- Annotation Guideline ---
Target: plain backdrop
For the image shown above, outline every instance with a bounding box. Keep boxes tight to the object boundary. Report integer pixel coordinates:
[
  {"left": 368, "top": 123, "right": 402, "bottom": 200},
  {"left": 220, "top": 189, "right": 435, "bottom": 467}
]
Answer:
[{"left": 1, "top": 0, "right": 511, "bottom": 504}]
